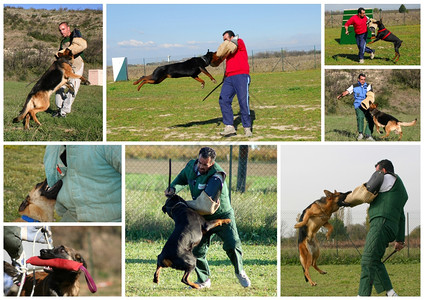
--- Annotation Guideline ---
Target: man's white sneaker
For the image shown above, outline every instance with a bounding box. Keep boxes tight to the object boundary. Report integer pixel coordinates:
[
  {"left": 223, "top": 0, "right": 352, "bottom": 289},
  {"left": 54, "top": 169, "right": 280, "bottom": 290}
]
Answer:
[
  {"left": 359, "top": 59, "right": 364, "bottom": 64},
  {"left": 236, "top": 270, "right": 251, "bottom": 287},
  {"left": 386, "top": 289, "right": 398, "bottom": 296},
  {"left": 193, "top": 278, "right": 211, "bottom": 289},
  {"left": 220, "top": 125, "right": 237, "bottom": 137}
]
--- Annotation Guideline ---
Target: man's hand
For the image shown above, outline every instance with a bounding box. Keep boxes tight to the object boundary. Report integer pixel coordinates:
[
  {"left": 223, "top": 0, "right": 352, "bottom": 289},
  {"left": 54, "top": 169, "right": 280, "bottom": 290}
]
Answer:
[
  {"left": 394, "top": 241, "right": 405, "bottom": 251},
  {"left": 164, "top": 187, "right": 176, "bottom": 197},
  {"left": 337, "top": 91, "right": 348, "bottom": 100}
]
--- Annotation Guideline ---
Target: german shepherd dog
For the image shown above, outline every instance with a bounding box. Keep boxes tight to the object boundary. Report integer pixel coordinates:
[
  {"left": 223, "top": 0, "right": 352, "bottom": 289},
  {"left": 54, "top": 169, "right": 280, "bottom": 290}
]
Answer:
[
  {"left": 13, "top": 49, "right": 90, "bottom": 129},
  {"left": 368, "top": 102, "right": 417, "bottom": 140},
  {"left": 294, "top": 190, "right": 351, "bottom": 286},
  {"left": 154, "top": 194, "right": 231, "bottom": 289},
  {"left": 133, "top": 51, "right": 217, "bottom": 90},
  {"left": 4, "top": 245, "right": 87, "bottom": 296},
  {"left": 15, "top": 179, "right": 62, "bottom": 222},
  {"left": 368, "top": 19, "right": 403, "bottom": 62}
]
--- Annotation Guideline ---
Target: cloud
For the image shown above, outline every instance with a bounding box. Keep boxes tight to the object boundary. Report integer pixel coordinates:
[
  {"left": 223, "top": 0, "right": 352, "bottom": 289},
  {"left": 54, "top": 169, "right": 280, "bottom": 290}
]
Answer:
[
  {"left": 159, "top": 43, "right": 185, "bottom": 49},
  {"left": 117, "top": 40, "right": 155, "bottom": 47}
]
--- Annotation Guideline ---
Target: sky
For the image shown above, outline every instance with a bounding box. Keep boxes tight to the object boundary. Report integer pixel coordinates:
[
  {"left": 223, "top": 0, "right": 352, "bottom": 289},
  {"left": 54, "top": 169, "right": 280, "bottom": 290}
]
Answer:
[
  {"left": 281, "top": 144, "right": 420, "bottom": 237},
  {"left": 107, "top": 4, "right": 321, "bottom": 65}
]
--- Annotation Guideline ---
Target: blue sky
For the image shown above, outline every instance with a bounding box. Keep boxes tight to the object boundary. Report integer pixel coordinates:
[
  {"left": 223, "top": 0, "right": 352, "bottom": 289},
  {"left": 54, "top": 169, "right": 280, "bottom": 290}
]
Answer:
[
  {"left": 5, "top": 4, "right": 102, "bottom": 10},
  {"left": 107, "top": 4, "right": 321, "bottom": 65}
]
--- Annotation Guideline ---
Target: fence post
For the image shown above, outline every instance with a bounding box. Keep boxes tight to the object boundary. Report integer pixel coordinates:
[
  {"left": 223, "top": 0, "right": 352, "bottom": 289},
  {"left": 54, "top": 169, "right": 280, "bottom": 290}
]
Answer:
[
  {"left": 314, "top": 45, "right": 317, "bottom": 69},
  {"left": 281, "top": 48, "right": 284, "bottom": 72},
  {"left": 407, "top": 212, "right": 409, "bottom": 257},
  {"left": 236, "top": 145, "right": 248, "bottom": 193},
  {"left": 251, "top": 50, "right": 254, "bottom": 73},
  {"left": 229, "top": 145, "right": 233, "bottom": 202},
  {"left": 143, "top": 58, "right": 146, "bottom": 76}
]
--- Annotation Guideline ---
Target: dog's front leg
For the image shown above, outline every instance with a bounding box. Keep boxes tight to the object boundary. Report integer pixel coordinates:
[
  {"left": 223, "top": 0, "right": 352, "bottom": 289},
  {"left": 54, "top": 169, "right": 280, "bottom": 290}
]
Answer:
[
  {"left": 323, "top": 222, "right": 333, "bottom": 240},
  {"left": 153, "top": 265, "right": 161, "bottom": 284},
  {"left": 294, "top": 211, "right": 312, "bottom": 228}
]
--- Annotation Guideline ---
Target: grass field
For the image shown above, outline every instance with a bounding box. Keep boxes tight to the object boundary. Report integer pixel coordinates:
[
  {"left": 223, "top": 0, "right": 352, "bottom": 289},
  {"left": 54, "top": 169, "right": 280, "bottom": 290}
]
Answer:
[
  {"left": 325, "top": 25, "right": 420, "bottom": 65},
  {"left": 4, "top": 81, "right": 103, "bottom": 141},
  {"left": 107, "top": 70, "right": 320, "bottom": 141},
  {"left": 126, "top": 241, "right": 277, "bottom": 296},
  {"left": 325, "top": 114, "right": 420, "bottom": 141},
  {"left": 3, "top": 145, "right": 50, "bottom": 222},
  {"left": 282, "top": 264, "right": 420, "bottom": 296}
]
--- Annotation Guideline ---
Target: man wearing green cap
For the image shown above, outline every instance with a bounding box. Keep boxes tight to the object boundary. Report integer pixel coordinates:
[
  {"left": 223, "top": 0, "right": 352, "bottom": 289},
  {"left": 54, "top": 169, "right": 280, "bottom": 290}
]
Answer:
[{"left": 165, "top": 147, "right": 251, "bottom": 288}]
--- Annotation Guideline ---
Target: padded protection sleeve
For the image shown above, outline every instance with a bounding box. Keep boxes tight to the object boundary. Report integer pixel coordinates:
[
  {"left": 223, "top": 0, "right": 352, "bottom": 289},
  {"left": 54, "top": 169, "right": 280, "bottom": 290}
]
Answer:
[{"left": 365, "top": 170, "right": 385, "bottom": 193}]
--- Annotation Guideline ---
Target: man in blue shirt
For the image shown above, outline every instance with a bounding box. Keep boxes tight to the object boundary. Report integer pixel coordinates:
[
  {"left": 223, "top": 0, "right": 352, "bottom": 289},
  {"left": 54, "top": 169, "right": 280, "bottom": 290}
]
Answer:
[{"left": 337, "top": 73, "right": 374, "bottom": 141}]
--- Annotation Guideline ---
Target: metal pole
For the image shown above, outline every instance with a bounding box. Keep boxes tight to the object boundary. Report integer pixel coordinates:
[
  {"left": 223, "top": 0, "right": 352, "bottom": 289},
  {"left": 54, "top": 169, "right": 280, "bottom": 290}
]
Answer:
[
  {"left": 281, "top": 48, "right": 284, "bottom": 72},
  {"left": 229, "top": 146, "right": 233, "bottom": 202},
  {"left": 407, "top": 212, "right": 410, "bottom": 257}
]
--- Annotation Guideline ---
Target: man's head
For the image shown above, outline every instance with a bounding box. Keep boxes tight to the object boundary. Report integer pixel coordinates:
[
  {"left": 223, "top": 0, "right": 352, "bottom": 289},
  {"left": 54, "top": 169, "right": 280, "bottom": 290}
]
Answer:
[
  {"left": 357, "top": 7, "right": 366, "bottom": 18},
  {"left": 59, "top": 22, "right": 71, "bottom": 38},
  {"left": 358, "top": 73, "right": 366, "bottom": 85},
  {"left": 197, "top": 147, "right": 216, "bottom": 174},
  {"left": 375, "top": 159, "right": 395, "bottom": 174},
  {"left": 222, "top": 30, "right": 235, "bottom": 41}
]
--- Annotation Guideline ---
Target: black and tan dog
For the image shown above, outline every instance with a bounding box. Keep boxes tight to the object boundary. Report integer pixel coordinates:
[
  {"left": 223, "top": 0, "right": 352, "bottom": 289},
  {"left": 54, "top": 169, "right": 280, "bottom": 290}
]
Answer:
[
  {"left": 4, "top": 245, "right": 86, "bottom": 296},
  {"left": 368, "top": 18, "right": 403, "bottom": 62},
  {"left": 133, "top": 51, "right": 217, "bottom": 90},
  {"left": 154, "top": 194, "right": 231, "bottom": 289},
  {"left": 294, "top": 190, "right": 351, "bottom": 286},
  {"left": 13, "top": 49, "right": 90, "bottom": 129},
  {"left": 368, "top": 102, "right": 417, "bottom": 140},
  {"left": 15, "top": 179, "right": 62, "bottom": 222}
]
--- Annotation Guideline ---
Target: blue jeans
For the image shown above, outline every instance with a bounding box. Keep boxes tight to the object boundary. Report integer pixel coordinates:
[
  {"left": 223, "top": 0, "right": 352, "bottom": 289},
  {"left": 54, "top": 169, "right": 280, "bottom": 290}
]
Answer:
[
  {"left": 356, "top": 32, "right": 373, "bottom": 59},
  {"left": 219, "top": 74, "right": 251, "bottom": 128}
]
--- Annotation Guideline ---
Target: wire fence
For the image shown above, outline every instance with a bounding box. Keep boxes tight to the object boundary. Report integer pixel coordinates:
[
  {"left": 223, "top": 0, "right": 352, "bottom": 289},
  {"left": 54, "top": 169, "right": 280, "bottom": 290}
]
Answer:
[
  {"left": 325, "top": 9, "right": 420, "bottom": 28},
  {"left": 111, "top": 45, "right": 321, "bottom": 81},
  {"left": 125, "top": 145, "right": 277, "bottom": 244},
  {"left": 281, "top": 210, "right": 420, "bottom": 261}
]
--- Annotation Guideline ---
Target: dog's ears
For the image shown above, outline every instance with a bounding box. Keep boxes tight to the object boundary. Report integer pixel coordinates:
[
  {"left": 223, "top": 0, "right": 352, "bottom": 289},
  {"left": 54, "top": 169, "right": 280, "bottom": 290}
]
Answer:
[
  {"left": 323, "top": 190, "right": 332, "bottom": 197},
  {"left": 18, "top": 196, "right": 30, "bottom": 212}
]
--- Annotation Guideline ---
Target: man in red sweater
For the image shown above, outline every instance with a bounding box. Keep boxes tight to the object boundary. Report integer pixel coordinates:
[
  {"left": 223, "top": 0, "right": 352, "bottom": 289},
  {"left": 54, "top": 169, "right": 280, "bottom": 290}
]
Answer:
[
  {"left": 344, "top": 7, "right": 375, "bottom": 63},
  {"left": 219, "top": 30, "right": 252, "bottom": 137}
]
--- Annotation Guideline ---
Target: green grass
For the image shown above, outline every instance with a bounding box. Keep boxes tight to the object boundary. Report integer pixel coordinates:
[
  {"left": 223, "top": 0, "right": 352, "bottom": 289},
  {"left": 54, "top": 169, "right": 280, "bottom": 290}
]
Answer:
[
  {"left": 3, "top": 145, "right": 53, "bottom": 221},
  {"left": 282, "top": 264, "right": 420, "bottom": 296},
  {"left": 325, "top": 113, "right": 420, "bottom": 141},
  {"left": 325, "top": 25, "right": 420, "bottom": 65},
  {"left": 4, "top": 81, "right": 103, "bottom": 141},
  {"left": 107, "top": 70, "right": 320, "bottom": 141},
  {"left": 126, "top": 241, "right": 277, "bottom": 296}
]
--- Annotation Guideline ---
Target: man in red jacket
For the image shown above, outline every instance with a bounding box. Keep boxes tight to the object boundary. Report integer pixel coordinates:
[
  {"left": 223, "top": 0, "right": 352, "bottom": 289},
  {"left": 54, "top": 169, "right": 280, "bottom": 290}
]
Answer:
[
  {"left": 218, "top": 30, "right": 252, "bottom": 137},
  {"left": 344, "top": 7, "right": 375, "bottom": 64}
]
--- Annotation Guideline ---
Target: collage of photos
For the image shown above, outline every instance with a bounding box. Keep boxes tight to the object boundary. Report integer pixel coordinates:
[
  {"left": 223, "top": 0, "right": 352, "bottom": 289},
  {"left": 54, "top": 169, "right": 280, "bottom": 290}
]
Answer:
[{"left": 1, "top": 2, "right": 421, "bottom": 298}]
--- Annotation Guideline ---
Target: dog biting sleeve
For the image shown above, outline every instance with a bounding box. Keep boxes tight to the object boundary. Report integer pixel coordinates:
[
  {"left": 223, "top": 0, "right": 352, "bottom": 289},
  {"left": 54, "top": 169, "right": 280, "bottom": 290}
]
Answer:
[{"left": 67, "top": 37, "right": 87, "bottom": 55}]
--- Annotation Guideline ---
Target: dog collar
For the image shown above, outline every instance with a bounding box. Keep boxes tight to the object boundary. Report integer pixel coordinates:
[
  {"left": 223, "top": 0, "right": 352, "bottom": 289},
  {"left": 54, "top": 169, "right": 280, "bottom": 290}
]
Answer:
[{"left": 21, "top": 215, "right": 40, "bottom": 222}]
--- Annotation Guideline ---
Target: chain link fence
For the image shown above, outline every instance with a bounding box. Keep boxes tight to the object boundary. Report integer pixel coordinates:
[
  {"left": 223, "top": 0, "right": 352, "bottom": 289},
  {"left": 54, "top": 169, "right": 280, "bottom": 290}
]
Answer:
[
  {"left": 325, "top": 9, "right": 420, "bottom": 28},
  {"left": 282, "top": 210, "right": 420, "bottom": 262},
  {"left": 125, "top": 145, "right": 277, "bottom": 244},
  {"left": 109, "top": 46, "right": 320, "bottom": 81}
]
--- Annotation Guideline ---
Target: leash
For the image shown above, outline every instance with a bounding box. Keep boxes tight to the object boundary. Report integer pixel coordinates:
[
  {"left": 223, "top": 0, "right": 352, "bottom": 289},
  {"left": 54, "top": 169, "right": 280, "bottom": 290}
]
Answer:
[
  {"left": 202, "top": 80, "right": 223, "bottom": 101},
  {"left": 382, "top": 249, "right": 397, "bottom": 263},
  {"left": 168, "top": 158, "right": 172, "bottom": 191}
]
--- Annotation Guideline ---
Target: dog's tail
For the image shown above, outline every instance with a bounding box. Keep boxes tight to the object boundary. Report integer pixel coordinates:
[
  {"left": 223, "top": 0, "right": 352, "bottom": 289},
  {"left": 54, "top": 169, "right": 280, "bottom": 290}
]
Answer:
[{"left": 399, "top": 119, "right": 417, "bottom": 127}]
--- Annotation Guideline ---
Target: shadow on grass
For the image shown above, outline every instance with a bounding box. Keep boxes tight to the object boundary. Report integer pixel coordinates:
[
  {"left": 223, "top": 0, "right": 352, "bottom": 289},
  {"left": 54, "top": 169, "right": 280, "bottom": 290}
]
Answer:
[
  {"left": 126, "top": 258, "right": 276, "bottom": 266},
  {"left": 171, "top": 110, "right": 256, "bottom": 129}
]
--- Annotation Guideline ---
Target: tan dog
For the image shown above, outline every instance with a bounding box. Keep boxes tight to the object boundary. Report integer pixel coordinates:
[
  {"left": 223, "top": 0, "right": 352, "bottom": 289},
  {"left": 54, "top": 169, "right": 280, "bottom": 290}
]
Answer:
[
  {"left": 368, "top": 102, "right": 417, "bottom": 140},
  {"left": 294, "top": 190, "right": 351, "bottom": 286},
  {"left": 4, "top": 245, "right": 86, "bottom": 296},
  {"left": 15, "top": 179, "right": 62, "bottom": 222},
  {"left": 13, "top": 49, "right": 90, "bottom": 129}
]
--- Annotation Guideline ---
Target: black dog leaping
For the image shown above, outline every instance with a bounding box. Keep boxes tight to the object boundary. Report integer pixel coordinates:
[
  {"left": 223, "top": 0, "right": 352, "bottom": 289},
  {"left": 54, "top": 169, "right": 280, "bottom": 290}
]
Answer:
[
  {"left": 133, "top": 51, "right": 217, "bottom": 90},
  {"left": 368, "top": 19, "right": 402, "bottom": 62}
]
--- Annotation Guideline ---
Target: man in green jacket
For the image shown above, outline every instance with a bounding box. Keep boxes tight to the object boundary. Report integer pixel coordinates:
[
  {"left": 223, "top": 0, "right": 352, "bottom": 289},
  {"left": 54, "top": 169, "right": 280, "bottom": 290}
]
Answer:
[
  {"left": 165, "top": 147, "right": 251, "bottom": 288},
  {"left": 358, "top": 159, "right": 408, "bottom": 296}
]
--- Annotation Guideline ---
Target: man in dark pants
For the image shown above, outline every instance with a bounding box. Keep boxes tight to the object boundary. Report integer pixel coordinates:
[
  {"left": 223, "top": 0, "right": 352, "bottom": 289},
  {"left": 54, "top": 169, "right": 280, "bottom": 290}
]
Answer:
[
  {"left": 337, "top": 73, "right": 374, "bottom": 141},
  {"left": 344, "top": 7, "right": 375, "bottom": 63},
  {"left": 164, "top": 147, "right": 251, "bottom": 288},
  {"left": 218, "top": 30, "right": 252, "bottom": 137},
  {"left": 358, "top": 159, "right": 407, "bottom": 296}
]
